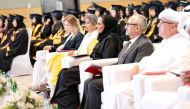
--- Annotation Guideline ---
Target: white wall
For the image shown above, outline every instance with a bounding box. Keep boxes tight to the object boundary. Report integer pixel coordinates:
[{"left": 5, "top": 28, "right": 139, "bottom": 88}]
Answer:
[{"left": 0, "top": 0, "right": 41, "bottom": 9}]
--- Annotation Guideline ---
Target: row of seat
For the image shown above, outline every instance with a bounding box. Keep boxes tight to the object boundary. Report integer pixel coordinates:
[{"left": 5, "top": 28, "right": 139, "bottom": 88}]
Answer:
[{"left": 11, "top": 39, "right": 190, "bottom": 109}]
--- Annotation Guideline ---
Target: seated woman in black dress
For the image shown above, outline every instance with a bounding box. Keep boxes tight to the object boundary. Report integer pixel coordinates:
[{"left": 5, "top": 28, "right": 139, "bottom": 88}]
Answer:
[{"left": 51, "top": 15, "right": 123, "bottom": 109}]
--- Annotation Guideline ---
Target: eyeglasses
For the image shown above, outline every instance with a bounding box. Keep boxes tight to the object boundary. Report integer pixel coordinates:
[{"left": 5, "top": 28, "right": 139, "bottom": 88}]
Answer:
[
  {"left": 159, "top": 19, "right": 174, "bottom": 24},
  {"left": 126, "top": 23, "right": 138, "bottom": 26}
]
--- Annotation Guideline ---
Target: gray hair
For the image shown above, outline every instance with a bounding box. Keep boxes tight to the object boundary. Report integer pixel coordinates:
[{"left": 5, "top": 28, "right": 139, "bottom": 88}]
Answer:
[
  {"left": 129, "top": 13, "right": 147, "bottom": 32},
  {"left": 85, "top": 14, "right": 98, "bottom": 25}
]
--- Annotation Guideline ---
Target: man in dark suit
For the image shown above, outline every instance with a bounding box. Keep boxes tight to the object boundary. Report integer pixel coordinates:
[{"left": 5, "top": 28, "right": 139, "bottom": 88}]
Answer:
[{"left": 80, "top": 14, "right": 154, "bottom": 109}]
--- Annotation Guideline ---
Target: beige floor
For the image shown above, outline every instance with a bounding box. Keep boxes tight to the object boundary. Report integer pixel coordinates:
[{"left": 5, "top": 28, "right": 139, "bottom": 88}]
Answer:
[{"left": 13, "top": 74, "right": 32, "bottom": 90}]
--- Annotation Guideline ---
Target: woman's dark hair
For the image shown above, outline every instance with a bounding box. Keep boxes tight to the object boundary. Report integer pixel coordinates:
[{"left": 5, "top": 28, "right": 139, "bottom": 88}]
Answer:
[
  {"left": 97, "top": 15, "right": 118, "bottom": 41},
  {"left": 33, "top": 15, "right": 42, "bottom": 26},
  {"left": 127, "top": 6, "right": 134, "bottom": 17},
  {"left": 0, "top": 15, "right": 6, "bottom": 28},
  {"left": 14, "top": 15, "right": 26, "bottom": 29}
]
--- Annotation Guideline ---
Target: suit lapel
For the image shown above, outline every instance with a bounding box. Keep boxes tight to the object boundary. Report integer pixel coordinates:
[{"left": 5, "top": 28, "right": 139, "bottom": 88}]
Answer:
[{"left": 121, "top": 35, "right": 143, "bottom": 63}]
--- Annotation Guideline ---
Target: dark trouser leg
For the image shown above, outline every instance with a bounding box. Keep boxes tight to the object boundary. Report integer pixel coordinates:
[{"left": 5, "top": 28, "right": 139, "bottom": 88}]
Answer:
[
  {"left": 52, "top": 66, "right": 80, "bottom": 109},
  {"left": 80, "top": 78, "right": 97, "bottom": 109},
  {"left": 84, "top": 77, "right": 103, "bottom": 109}
]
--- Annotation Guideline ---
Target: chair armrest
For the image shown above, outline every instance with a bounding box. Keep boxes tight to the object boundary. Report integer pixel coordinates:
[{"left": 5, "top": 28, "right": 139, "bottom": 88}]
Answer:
[
  {"left": 144, "top": 73, "right": 182, "bottom": 92},
  {"left": 79, "top": 58, "right": 118, "bottom": 74},
  {"left": 36, "top": 50, "right": 49, "bottom": 61},
  {"left": 178, "top": 86, "right": 190, "bottom": 101},
  {"left": 133, "top": 74, "right": 171, "bottom": 109},
  {"left": 78, "top": 58, "right": 118, "bottom": 101},
  {"left": 61, "top": 56, "right": 92, "bottom": 69},
  {"left": 102, "top": 63, "right": 139, "bottom": 90}
]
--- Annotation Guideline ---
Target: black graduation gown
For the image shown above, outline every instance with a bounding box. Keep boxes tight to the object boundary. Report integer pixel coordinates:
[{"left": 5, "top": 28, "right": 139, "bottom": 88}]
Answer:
[
  {"left": 0, "top": 29, "right": 14, "bottom": 48},
  {"left": 31, "top": 23, "right": 42, "bottom": 38},
  {"left": 0, "top": 28, "right": 28, "bottom": 72},
  {"left": 144, "top": 17, "right": 163, "bottom": 43}
]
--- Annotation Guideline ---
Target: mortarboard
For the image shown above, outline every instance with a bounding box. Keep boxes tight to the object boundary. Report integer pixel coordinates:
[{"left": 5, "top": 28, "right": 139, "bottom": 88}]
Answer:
[
  {"left": 79, "top": 11, "right": 86, "bottom": 17},
  {"left": 141, "top": 2, "right": 150, "bottom": 11},
  {"left": 95, "top": 5, "right": 106, "bottom": 16},
  {"left": 0, "top": 15, "right": 7, "bottom": 21},
  {"left": 140, "top": 2, "right": 150, "bottom": 17},
  {"left": 14, "top": 14, "right": 25, "bottom": 22},
  {"left": 66, "top": 9, "right": 80, "bottom": 18},
  {"left": 91, "top": 2, "right": 99, "bottom": 9},
  {"left": 96, "top": 5, "right": 106, "bottom": 12},
  {"left": 51, "top": 10, "right": 62, "bottom": 20},
  {"left": 165, "top": 1, "right": 178, "bottom": 10},
  {"left": 133, "top": 5, "right": 142, "bottom": 12},
  {"left": 87, "top": 7, "right": 96, "bottom": 14},
  {"left": 7, "top": 14, "right": 15, "bottom": 22},
  {"left": 149, "top": 1, "right": 164, "bottom": 15},
  {"left": 29, "top": 13, "right": 35, "bottom": 19},
  {"left": 111, "top": 4, "right": 122, "bottom": 11},
  {"left": 43, "top": 12, "right": 52, "bottom": 21}
]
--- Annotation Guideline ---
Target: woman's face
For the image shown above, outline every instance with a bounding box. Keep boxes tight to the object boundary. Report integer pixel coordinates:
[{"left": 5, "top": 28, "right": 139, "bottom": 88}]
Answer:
[
  {"left": 32, "top": 17, "right": 36, "bottom": 24},
  {"left": 61, "top": 16, "right": 65, "bottom": 24},
  {"left": 85, "top": 18, "right": 96, "bottom": 32},
  {"left": 95, "top": 10, "right": 101, "bottom": 17},
  {"left": 149, "top": 9, "right": 156, "bottom": 17},
  {"left": 120, "top": 10, "right": 124, "bottom": 17},
  {"left": 0, "top": 19, "right": 3, "bottom": 28},
  {"left": 12, "top": 19, "right": 17, "bottom": 28},
  {"left": 64, "top": 20, "right": 73, "bottom": 33},
  {"left": 4, "top": 19, "right": 8, "bottom": 28},
  {"left": 96, "top": 17, "right": 105, "bottom": 33},
  {"left": 110, "top": 10, "right": 117, "bottom": 17},
  {"left": 125, "top": 8, "right": 129, "bottom": 16}
]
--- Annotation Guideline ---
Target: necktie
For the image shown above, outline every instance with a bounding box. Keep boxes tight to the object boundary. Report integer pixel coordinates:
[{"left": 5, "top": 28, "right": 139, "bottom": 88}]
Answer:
[{"left": 118, "top": 41, "right": 131, "bottom": 64}]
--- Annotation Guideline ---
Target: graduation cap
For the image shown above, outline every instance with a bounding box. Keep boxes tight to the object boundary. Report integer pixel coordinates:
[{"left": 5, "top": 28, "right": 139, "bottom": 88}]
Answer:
[
  {"left": 29, "top": 13, "right": 35, "bottom": 19},
  {"left": 87, "top": 7, "right": 96, "bottom": 14},
  {"left": 7, "top": 14, "right": 15, "bottom": 22},
  {"left": 179, "top": 0, "right": 189, "bottom": 7},
  {"left": 165, "top": 1, "right": 178, "bottom": 10},
  {"left": 126, "top": 5, "right": 134, "bottom": 16},
  {"left": 66, "top": 9, "right": 80, "bottom": 17},
  {"left": 140, "top": 3, "right": 150, "bottom": 17},
  {"left": 14, "top": 14, "right": 25, "bottom": 22},
  {"left": 95, "top": 5, "right": 106, "bottom": 16},
  {"left": 43, "top": 12, "right": 52, "bottom": 20},
  {"left": 0, "top": 15, "right": 7, "bottom": 21},
  {"left": 149, "top": 1, "right": 164, "bottom": 15},
  {"left": 111, "top": 4, "right": 122, "bottom": 11},
  {"left": 51, "top": 10, "right": 62, "bottom": 20},
  {"left": 79, "top": 11, "right": 86, "bottom": 17},
  {"left": 30, "top": 13, "right": 42, "bottom": 19},
  {"left": 61, "top": 11, "right": 68, "bottom": 17},
  {"left": 96, "top": 5, "right": 106, "bottom": 12},
  {"left": 141, "top": 2, "right": 150, "bottom": 11},
  {"left": 133, "top": 5, "right": 142, "bottom": 14},
  {"left": 91, "top": 2, "right": 99, "bottom": 9}
]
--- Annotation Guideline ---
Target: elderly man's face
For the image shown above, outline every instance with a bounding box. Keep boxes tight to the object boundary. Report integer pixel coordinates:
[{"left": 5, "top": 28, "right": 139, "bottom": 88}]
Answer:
[{"left": 157, "top": 18, "right": 177, "bottom": 39}]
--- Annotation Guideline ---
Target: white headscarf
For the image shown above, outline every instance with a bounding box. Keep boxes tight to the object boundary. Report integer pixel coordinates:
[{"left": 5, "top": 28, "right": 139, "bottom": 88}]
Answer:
[
  {"left": 177, "top": 5, "right": 190, "bottom": 40},
  {"left": 159, "top": 9, "right": 190, "bottom": 39},
  {"left": 158, "top": 9, "right": 182, "bottom": 23}
]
